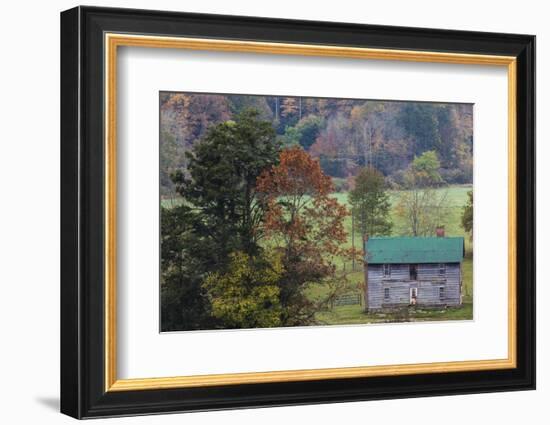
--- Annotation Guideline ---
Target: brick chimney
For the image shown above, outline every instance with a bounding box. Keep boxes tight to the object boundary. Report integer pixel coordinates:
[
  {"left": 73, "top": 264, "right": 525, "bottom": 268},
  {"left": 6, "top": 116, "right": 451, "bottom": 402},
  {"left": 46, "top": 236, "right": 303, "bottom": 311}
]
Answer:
[{"left": 436, "top": 226, "right": 445, "bottom": 237}]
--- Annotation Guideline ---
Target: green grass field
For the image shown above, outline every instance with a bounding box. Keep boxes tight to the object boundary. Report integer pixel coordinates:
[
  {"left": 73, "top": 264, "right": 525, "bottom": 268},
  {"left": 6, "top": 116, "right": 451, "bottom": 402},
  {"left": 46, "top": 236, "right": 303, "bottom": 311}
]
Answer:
[
  {"left": 316, "top": 302, "right": 473, "bottom": 325},
  {"left": 162, "top": 184, "right": 474, "bottom": 325}
]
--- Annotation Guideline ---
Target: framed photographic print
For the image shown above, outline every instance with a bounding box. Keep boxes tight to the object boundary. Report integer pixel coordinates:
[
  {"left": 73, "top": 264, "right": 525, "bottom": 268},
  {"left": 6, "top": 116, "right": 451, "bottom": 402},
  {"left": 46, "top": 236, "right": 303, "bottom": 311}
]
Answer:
[{"left": 60, "top": 6, "right": 535, "bottom": 419}]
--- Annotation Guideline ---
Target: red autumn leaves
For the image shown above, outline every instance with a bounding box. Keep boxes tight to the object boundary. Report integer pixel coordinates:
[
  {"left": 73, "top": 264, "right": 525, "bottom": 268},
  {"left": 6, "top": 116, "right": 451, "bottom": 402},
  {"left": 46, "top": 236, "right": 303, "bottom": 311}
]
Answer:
[{"left": 256, "top": 147, "right": 358, "bottom": 272}]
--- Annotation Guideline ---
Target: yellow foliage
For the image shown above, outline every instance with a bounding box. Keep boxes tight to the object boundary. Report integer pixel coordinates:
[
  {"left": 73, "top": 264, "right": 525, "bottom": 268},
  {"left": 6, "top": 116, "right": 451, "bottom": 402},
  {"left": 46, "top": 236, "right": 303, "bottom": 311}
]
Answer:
[{"left": 203, "top": 251, "right": 283, "bottom": 328}]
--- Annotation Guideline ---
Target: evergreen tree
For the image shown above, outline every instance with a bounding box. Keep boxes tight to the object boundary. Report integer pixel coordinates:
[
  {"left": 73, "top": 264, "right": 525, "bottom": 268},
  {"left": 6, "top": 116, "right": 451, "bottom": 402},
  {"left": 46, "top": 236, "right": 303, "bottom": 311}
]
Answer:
[
  {"left": 160, "top": 205, "right": 218, "bottom": 331},
  {"left": 172, "top": 108, "right": 280, "bottom": 258},
  {"left": 161, "top": 109, "right": 280, "bottom": 330},
  {"left": 348, "top": 167, "right": 393, "bottom": 237}
]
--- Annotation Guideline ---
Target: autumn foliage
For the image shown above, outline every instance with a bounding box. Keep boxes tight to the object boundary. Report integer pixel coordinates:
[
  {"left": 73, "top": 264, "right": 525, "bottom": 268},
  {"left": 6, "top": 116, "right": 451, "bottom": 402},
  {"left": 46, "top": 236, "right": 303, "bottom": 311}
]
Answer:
[
  {"left": 257, "top": 147, "right": 349, "bottom": 257},
  {"left": 256, "top": 147, "right": 358, "bottom": 325},
  {"left": 204, "top": 251, "right": 283, "bottom": 329}
]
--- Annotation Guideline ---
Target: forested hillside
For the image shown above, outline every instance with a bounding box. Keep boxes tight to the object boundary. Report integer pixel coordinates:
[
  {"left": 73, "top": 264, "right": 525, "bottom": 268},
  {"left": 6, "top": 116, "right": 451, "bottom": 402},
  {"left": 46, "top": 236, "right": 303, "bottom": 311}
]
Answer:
[{"left": 160, "top": 92, "right": 473, "bottom": 196}]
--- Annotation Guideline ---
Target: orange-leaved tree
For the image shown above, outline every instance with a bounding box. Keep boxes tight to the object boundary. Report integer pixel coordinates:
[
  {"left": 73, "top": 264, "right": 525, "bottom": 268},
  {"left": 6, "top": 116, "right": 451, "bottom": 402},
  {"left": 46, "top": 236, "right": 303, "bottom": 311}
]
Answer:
[{"left": 256, "top": 147, "right": 359, "bottom": 326}]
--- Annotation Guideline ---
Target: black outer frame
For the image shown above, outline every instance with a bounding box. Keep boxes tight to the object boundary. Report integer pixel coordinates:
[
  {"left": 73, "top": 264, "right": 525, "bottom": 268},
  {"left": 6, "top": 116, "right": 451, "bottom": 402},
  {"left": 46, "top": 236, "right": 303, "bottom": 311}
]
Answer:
[{"left": 60, "top": 5, "right": 535, "bottom": 419}]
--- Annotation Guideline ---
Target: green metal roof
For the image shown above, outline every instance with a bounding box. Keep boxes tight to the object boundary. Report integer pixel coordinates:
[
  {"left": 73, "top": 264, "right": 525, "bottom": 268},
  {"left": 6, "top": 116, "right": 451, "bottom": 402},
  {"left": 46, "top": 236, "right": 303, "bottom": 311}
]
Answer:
[{"left": 365, "top": 237, "right": 464, "bottom": 264}]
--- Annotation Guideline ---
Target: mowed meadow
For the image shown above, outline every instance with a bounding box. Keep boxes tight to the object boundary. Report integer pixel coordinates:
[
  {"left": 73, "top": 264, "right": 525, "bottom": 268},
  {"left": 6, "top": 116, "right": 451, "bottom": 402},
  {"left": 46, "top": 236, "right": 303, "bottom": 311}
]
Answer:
[{"left": 161, "top": 183, "right": 473, "bottom": 325}]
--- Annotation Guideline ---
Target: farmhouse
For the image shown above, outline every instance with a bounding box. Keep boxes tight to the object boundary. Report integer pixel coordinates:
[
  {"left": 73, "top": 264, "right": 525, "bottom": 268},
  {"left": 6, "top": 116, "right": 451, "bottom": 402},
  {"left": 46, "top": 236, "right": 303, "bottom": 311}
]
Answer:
[{"left": 363, "top": 230, "right": 465, "bottom": 311}]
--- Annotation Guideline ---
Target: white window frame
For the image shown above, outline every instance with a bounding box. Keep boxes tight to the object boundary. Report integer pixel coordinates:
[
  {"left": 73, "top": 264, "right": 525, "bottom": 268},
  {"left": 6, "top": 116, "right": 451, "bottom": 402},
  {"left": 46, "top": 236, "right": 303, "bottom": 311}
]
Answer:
[
  {"left": 439, "top": 263, "right": 446, "bottom": 276},
  {"left": 383, "top": 264, "right": 391, "bottom": 277}
]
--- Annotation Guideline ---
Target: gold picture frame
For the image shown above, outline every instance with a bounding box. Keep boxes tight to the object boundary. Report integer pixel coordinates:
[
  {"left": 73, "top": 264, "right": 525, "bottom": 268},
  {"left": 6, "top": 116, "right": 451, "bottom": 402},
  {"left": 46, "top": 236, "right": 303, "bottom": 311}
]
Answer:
[{"left": 104, "top": 33, "right": 517, "bottom": 392}]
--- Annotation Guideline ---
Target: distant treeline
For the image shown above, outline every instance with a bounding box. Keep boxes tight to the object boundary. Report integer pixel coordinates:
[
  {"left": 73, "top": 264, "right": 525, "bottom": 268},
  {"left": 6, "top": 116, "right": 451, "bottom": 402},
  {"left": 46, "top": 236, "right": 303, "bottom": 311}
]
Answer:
[{"left": 160, "top": 92, "right": 473, "bottom": 196}]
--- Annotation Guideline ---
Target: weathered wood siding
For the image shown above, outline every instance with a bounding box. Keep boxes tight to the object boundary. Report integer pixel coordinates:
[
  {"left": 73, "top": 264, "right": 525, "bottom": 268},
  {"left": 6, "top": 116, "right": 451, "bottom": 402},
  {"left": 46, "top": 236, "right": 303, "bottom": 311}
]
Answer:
[{"left": 366, "top": 263, "right": 461, "bottom": 310}]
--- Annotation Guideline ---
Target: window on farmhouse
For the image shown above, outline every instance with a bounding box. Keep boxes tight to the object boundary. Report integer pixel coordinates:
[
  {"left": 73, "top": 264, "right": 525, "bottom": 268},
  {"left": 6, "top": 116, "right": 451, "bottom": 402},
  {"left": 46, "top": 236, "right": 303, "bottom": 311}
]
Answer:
[
  {"left": 384, "top": 288, "right": 390, "bottom": 301},
  {"left": 439, "top": 286, "right": 445, "bottom": 300},
  {"left": 439, "top": 263, "right": 446, "bottom": 275},
  {"left": 383, "top": 264, "right": 391, "bottom": 277},
  {"left": 409, "top": 264, "right": 418, "bottom": 280}
]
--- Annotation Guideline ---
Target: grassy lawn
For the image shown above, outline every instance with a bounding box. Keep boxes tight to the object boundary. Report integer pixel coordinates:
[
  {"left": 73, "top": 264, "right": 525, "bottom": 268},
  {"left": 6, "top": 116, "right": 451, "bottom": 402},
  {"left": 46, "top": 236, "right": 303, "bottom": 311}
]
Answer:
[
  {"left": 316, "top": 302, "right": 473, "bottom": 325},
  {"left": 163, "top": 184, "right": 474, "bottom": 325}
]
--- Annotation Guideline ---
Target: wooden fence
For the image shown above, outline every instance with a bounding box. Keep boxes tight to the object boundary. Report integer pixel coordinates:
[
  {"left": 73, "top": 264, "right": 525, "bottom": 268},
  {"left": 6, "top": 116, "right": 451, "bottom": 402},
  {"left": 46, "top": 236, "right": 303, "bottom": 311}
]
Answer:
[{"left": 331, "top": 293, "right": 362, "bottom": 308}]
